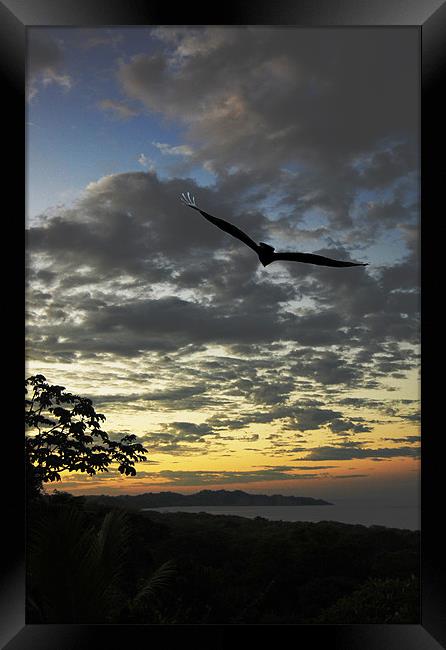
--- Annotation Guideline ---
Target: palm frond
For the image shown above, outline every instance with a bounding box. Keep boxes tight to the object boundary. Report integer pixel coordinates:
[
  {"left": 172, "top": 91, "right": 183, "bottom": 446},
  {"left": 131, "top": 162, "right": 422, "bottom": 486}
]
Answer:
[{"left": 132, "top": 560, "right": 176, "bottom": 608}]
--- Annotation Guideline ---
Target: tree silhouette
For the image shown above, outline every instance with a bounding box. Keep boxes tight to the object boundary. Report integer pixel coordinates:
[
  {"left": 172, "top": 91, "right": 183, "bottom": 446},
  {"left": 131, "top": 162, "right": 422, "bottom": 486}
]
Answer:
[{"left": 25, "top": 374, "right": 147, "bottom": 496}]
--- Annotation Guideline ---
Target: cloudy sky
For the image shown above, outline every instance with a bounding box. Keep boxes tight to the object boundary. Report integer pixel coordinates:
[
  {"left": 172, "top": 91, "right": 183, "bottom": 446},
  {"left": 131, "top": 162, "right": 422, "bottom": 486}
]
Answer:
[{"left": 26, "top": 26, "right": 420, "bottom": 503}]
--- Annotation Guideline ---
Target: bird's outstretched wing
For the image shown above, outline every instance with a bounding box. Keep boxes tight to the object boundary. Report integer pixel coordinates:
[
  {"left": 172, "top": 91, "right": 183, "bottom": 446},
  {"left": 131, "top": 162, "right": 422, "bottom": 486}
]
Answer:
[
  {"left": 273, "top": 251, "right": 368, "bottom": 267},
  {"left": 181, "top": 192, "right": 260, "bottom": 254}
]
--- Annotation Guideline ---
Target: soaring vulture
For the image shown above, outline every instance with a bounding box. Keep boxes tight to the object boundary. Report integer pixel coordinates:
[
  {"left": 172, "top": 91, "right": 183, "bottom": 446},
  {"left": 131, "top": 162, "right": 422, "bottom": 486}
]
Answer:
[{"left": 180, "top": 192, "right": 368, "bottom": 268}]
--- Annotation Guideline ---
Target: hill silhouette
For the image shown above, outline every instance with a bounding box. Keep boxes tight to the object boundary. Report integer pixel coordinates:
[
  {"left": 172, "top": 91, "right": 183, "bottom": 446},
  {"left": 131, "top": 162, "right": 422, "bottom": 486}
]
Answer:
[{"left": 85, "top": 489, "right": 333, "bottom": 509}]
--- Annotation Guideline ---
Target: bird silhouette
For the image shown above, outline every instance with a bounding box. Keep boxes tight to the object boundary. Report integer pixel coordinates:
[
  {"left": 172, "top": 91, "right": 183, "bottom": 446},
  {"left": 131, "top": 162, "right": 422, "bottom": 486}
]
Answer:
[{"left": 180, "top": 192, "right": 368, "bottom": 268}]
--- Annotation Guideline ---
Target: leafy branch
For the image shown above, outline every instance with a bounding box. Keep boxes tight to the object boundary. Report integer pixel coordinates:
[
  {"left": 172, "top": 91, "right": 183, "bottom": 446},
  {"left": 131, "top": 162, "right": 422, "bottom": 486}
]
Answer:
[{"left": 25, "top": 374, "right": 147, "bottom": 486}]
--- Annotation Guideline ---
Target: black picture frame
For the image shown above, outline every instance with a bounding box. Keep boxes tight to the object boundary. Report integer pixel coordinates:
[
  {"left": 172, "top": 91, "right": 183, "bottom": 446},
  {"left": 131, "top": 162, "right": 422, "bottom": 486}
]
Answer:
[{"left": 3, "top": 1, "right": 445, "bottom": 647}]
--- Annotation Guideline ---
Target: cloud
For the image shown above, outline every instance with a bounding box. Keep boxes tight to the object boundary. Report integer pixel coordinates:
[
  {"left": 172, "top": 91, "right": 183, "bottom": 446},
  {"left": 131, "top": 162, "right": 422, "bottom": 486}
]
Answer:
[
  {"left": 297, "top": 444, "right": 420, "bottom": 461},
  {"left": 161, "top": 420, "right": 215, "bottom": 440},
  {"left": 288, "top": 348, "right": 364, "bottom": 386},
  {"left": 117, "top": 28, "right": 418, "bottom": 190},
  {"left": 80, "top": 31, "right": 124, "bottom": 50},
  {"left": 27, "top": 31, "right": 72, "bottom": 100},
  {"left": 97, "top": 99, "right": 139, "bottom": 120},
  {"left": 331, "top": 474, "right": 369, "bottom": 479},
  {"left": 292, "top": 465, "right": 338, "bottom": 470},
  {"left": 117, "top": 467, "right": 327, "bottom": 485},
  {"left": 329, "top": 419, "right": 372, "bottom": 434},
  {"left": 137, "top": 153, "right": 154, "bottom": 170},
  {"left": 93, "top": 384, "right": 211, "bottom": 411},
  {"left": 283, "top": 406, "right": 342, "bottom": 432},
  {"left": 27, "top": 171, "right": 419, "bottom": 383},
  {"left": 58, "top": 464, "right": 336, "bottom": 490},
  {"left": 152, "top": 27, "right": 232, "bottom": 63},
  {"left": 383, "top": 436, "right": 420, "bottom": 444},
  {"left": 153, "top": 142, "right": 194, "bottom": 157}
]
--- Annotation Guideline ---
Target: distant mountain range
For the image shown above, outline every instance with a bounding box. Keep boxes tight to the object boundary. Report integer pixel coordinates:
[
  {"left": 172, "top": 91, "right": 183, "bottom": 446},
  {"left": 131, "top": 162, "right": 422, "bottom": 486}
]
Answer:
[{"left": 85, "top": 489, "right": 333, "bottom": 508}]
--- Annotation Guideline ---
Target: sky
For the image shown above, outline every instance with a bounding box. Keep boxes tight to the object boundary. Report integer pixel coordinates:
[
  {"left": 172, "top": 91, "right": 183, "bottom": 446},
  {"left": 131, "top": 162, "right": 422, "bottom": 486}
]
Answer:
[{"left": 25, "top": 26, "right": 420, "bottom": 504}]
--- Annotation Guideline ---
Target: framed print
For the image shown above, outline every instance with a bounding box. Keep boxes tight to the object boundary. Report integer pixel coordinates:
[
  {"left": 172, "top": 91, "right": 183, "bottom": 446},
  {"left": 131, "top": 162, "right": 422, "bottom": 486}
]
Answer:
[{"left": 2, "top": 0, "right": 445, "bottom": 648}]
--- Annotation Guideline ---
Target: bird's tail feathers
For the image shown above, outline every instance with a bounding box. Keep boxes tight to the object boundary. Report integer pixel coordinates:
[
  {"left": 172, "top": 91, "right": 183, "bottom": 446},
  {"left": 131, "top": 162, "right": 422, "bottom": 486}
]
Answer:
[{"left": 180, "top": 192, "right": 197, "bottom": 209}]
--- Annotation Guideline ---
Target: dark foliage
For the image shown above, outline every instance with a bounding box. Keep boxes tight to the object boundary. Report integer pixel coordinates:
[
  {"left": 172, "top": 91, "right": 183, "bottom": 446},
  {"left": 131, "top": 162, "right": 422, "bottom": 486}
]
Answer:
[
  {"left": 26, "top": 495, "right": 420, "bottom": 624},
  {"left": 27, "top": 494, "right": 175, "bottom": 623},
  {"left": 134, "top": 510, "right": 419, "bottom": 624}
]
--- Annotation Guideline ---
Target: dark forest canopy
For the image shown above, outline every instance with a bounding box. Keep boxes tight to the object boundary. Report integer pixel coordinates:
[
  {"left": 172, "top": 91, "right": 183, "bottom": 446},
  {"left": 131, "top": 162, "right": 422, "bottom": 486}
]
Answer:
[{"left": 27, "top": 493, "right": 419, "bottom": 625}]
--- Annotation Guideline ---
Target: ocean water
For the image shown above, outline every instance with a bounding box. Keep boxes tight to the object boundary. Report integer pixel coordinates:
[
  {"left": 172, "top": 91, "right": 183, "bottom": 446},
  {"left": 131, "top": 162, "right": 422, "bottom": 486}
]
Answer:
[{"left": 144, "top": 500, "right": 420, "bottom": 530}]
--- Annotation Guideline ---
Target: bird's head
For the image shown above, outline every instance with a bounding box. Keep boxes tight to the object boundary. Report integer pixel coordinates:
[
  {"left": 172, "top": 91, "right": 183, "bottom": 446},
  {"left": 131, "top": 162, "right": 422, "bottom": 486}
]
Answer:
[{"left": 259, "top": 242, "right": 275, "bottom": 253}]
